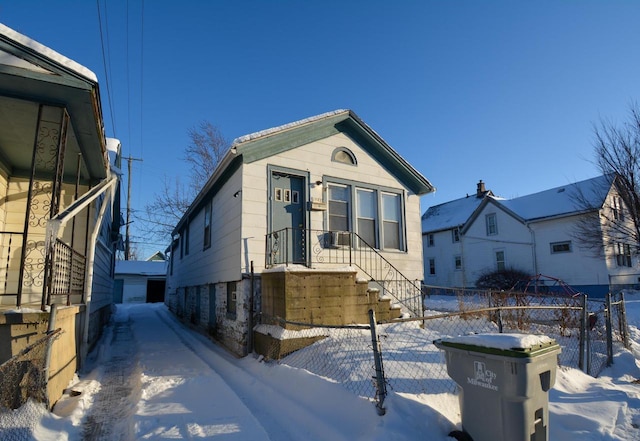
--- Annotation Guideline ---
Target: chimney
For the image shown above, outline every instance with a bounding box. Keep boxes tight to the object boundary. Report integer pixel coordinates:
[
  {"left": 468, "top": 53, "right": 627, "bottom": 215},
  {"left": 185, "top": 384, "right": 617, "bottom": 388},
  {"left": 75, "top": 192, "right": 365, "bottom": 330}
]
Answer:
[{"left": 477, "top": 180, "right": 486, "bottom": 198}]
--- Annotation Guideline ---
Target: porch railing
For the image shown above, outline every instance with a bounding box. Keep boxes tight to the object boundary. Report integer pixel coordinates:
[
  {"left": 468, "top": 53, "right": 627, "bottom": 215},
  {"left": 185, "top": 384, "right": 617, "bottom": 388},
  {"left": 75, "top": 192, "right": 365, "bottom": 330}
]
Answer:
[
  {"left": 265, "top": 228, "right": 424, "bottom": 317},
  {"left": 1, "top": 231, "right": 86, "bottom": 308},
  {"left": 44, "top": 238, "right": 86, "bottom": 307}
]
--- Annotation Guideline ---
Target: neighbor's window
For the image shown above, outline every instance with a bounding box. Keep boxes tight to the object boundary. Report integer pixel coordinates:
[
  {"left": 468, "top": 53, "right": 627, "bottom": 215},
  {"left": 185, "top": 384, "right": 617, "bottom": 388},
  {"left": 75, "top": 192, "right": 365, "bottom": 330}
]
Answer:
[
  {"left": 551, "top": 241, "right": 572, "bottom": 254},
  {"left": 452, "top": 228, "right": 460, "bottom": 243},
  {"left": 328, "top": 184, "right": 350, "bottom": 231},
  {"left": 382, "top": 192, "right": 402, "bottom": 249},
  {"left": 204, "top": 201, "right": 212, "bottom": 249},
  {"left": 227, "top": 281, "right": 237, "bottom": 317},
  {"left": 486, "top": 213, "right": 498, "bottom": 236},
  {"left": 454, "top": 255, "right": 463, "bottom": 270},
  {"left": 428, "top": 258, "right": 436, "bottom": 275},
  {"left": 356, "top": 188, "right": 377, "bottom": 247},
  {"left": 427, "top": 233, "right": 434, "bottom": 247},
  {"left": 495, "top": 250, "right": 505, "bottom": 271},
  {"left": 612, "top": 196, "right": 624, "bottom": 221},
  {"left": 616, "top": 242, "right": 632, "bottom": 267}
]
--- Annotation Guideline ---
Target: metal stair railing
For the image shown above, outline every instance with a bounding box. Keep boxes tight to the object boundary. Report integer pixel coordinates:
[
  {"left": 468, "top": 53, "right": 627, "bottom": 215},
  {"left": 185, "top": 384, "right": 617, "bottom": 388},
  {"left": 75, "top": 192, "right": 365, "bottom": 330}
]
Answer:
[{"left": 265, "top": 228, "right": 424, "bottom": 317}]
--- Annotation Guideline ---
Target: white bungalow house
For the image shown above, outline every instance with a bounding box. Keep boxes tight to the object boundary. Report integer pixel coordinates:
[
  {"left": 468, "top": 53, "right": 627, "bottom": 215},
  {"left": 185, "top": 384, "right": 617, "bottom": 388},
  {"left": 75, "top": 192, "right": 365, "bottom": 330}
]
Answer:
[
  {"left": 0, "top": 23, "right": 121, "bottom": 406},
  {"left": 166, "top": 110, "right": 434, "bottom": 356},
  {"left": 422, "top": 175, "right": 638, "bottom": 297}
]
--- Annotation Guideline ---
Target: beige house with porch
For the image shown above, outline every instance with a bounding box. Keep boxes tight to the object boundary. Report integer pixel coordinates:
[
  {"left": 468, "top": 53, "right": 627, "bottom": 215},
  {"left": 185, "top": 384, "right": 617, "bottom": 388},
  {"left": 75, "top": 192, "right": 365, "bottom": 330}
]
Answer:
[{"left": 0, "top": 23, "right": 121, "bottom": 407}]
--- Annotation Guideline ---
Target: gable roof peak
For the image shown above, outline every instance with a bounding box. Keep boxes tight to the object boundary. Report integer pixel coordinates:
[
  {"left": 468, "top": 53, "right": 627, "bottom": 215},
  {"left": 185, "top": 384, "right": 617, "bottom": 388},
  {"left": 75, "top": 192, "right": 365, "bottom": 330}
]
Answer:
[{"left": 232, "top": 109, "right": 350, "bottom": 146}]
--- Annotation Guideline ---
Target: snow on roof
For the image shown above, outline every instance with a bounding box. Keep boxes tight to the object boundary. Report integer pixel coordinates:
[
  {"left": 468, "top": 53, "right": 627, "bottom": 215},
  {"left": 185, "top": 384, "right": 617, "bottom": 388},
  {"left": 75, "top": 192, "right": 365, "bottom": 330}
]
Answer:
[
  {"left": 231, "top": 109, "right": 349, "bottom": 146},
  {"left": 115, "top": 260, "right": 167, "bottom": 276},
  {"left": 106, "top": 138, "right": 120, "bottom": 153},
  {"left": 444, "top": 332, "right": 556, "bottom": 351},
  {"left": 421, "top": 194, "right": 491, "bottom": 233},
  {"left": 502, "top": 174, "right": 612, "bottom": 221},
  {"left": 422, "top": 175, "right": 612, "bottom": 232},
  {"left": 0, "top": 23, "right": 97, "bottom": 82}
]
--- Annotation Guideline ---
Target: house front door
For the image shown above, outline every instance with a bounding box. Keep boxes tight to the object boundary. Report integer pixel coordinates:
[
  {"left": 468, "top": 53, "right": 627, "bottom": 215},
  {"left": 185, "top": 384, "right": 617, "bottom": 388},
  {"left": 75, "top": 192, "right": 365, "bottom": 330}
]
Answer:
[{"left": 270, "top": 171, "right": 305, "bottom": 264}]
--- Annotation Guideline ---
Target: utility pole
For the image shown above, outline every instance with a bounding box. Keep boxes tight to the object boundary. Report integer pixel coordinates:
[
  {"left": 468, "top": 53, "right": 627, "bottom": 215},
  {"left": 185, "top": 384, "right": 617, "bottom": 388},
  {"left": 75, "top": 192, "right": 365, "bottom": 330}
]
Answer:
[{"left": 124, "top": 155, "right": 143, "bottom": 260}]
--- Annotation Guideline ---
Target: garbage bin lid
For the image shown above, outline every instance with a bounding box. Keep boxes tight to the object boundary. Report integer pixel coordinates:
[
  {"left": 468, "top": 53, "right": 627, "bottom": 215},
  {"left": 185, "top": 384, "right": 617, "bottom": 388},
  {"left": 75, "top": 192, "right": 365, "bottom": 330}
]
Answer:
[{"left": 434, "top": 333, "right": 560, "bottom": 358}]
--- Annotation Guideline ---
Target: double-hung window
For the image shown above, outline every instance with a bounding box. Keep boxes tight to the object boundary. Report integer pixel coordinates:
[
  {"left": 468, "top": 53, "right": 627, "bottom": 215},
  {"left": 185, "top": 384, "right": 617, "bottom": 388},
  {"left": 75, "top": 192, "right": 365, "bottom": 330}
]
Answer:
[
  {"left": 382, "top": 193, "right": 402, "bottom": 249},
  {"left": 327, "top": 181, "right": 405, "bottom": 251},
  {"left": 328, "top": 184, "right": 350, "bottom": 232},
  {"left": 616, "top": 242, "right": 632, "bottom": 267},
  {"left": 495, "top": 250, "right": 505, "bottom": 271},
  {"left": 357, "top": 188, "right": 377, "bottom": 247},
  {"left": 486, "top": 213, "right": 498, "bottom": 236}
]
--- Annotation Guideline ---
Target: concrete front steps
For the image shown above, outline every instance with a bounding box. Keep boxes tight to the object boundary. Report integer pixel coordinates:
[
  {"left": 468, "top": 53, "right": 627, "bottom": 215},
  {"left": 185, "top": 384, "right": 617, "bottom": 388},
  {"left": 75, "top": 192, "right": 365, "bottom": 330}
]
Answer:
[{"left": 255, "top": 267, "right": 401, "bottom": 359}]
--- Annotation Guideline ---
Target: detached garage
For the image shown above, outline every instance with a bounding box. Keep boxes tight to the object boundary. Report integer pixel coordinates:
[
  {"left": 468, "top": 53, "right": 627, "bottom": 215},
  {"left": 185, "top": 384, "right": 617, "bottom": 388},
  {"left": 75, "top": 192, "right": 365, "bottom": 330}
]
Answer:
[{"left": 114, "top": 259, "right": 168, "bottom": 304}]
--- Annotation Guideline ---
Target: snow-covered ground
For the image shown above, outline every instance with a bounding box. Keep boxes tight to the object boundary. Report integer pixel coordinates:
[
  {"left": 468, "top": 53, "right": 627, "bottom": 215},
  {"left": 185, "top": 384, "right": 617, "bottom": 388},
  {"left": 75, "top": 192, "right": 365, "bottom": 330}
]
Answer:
[{"left": 1, "top": 294, "right": 640, "bottom": 440}]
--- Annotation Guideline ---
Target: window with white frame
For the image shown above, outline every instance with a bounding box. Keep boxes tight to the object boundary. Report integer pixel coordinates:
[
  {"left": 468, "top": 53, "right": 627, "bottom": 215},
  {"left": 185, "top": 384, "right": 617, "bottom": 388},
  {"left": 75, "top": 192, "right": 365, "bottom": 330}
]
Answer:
[
  {"left": 452, "top": 228, "right": 460, "bottom": 243},
  {"left": 357, "top": 188, "right": 377, "bottom": 247},
  {"left": 550, "top": 241, "right": 571, "bottom": 254},
  {"left": 454, "top": 255, "right": 462, "bottom": 270},
  {"left": 612, "top": 196, "right": 624, "bottom": 221},
  {"left": 326, "top": 180, "right": 405, "bottom": 251},
  {"left": 328, "top": 184, "right": 350, "bottom": 232},
  {"left": 495, "top": 250, "right": 505, "bottom": 271},
  {"left": 427, "top": 233, "right": 434, "bottom": 247},
  {"left": 486, "top": 213, "right": 498, "bottom": 236},
  {"left": 616, "top": 242, "right": 632, "bottom": 267},
  {"left": 428, "top": 258, "right": 436, "bottom": 275},
  {"left": 382, "top": 193, "right": 402, "bottom": 249}
]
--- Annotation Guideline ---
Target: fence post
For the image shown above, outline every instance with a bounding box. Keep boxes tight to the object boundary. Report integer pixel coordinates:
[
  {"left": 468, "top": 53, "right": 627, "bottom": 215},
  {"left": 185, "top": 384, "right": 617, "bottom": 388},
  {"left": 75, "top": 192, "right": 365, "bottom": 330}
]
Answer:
[
  {"left": 43, "top": 303, "right": 58, "bottom": 408},
  {"left": 369, "top": 309, "right": 386, "bottom": 416},
  {"left": 619, "top": 291, "right": 630, "bottom": 349},
  {"left": 578, "top": 294, "right": 587, "bottom": 372},
  {"left": 496, "top": 308, "right": 503, "bottom": 333},
  {"left": 605, "top": 292, "right": 614, "bottom": 367}
]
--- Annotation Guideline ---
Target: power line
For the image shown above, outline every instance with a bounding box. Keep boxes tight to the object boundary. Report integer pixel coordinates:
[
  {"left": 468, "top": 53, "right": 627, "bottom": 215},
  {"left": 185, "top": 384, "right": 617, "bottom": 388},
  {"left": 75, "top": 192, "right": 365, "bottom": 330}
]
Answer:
[{"left": 96, "top": 0, "right": 117, "bottom": 136}]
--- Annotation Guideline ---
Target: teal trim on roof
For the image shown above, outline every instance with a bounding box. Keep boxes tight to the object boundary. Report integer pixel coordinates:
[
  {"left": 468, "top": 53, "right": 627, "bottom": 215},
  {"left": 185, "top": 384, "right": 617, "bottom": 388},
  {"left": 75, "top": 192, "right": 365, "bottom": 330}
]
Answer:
[{"left": 234, "top": 110, "right": 434, "bottom": 196}]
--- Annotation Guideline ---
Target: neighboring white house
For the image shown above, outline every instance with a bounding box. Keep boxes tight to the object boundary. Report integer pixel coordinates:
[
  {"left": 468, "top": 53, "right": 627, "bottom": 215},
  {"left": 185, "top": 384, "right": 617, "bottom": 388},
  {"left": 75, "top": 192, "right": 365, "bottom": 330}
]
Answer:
[
  {"left": 422, "top": 175, "right": 639, "bottom": 297},
  {"left": 166, "top": 109, "right": 434, "bottom": 355},
  {"left": 114, "top": 257, "right": 167, "bottom": 304}
]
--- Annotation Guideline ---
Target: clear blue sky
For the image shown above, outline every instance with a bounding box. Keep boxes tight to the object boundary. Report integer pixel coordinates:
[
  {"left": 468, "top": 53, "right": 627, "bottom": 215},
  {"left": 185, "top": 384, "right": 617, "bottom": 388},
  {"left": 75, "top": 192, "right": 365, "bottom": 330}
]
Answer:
[{"left": 2, "top": 1, "right": 639, "bottom": 258}]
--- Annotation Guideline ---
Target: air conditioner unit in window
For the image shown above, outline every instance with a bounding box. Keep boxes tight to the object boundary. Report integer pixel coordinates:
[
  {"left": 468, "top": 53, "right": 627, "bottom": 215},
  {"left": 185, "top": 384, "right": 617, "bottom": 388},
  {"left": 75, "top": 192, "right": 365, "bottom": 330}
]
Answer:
[{"left": 328, "top": 231, "right": 351, "bottom": 247}]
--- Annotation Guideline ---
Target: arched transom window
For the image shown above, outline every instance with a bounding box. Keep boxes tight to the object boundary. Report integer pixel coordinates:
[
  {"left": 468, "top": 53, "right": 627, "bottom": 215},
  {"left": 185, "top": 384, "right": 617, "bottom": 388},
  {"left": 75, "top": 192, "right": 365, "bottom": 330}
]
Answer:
[{"left": 331, "top": 147, "right": 357, "bottom": 166}]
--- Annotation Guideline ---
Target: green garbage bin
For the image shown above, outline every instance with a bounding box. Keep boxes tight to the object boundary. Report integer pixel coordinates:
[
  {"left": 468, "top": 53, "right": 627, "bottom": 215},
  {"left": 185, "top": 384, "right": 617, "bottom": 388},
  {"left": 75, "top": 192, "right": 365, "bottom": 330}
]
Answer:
[{"left": 434, "top": 333, "right": 561, "bottom": 441}]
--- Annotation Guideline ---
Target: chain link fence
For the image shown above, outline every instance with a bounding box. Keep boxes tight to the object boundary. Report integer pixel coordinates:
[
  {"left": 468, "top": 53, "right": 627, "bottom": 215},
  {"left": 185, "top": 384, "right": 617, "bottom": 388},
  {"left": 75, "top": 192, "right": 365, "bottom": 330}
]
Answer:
[
  {"left": 0, "top": 329, "right": 62, "bottom": 410},
  {"left": 0, "top": 329, "right": 62, "bottom": 441},
  {"left": 259, "top": 289, "right": 631, "bottom": 412}
]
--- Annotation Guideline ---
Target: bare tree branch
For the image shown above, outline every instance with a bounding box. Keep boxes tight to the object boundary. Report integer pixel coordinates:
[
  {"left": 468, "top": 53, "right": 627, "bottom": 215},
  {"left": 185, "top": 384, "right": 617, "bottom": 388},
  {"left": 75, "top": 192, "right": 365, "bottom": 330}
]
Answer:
[
  {"left": 573, "top": 102, "right": 640, "bottom": 257},
  {"left": 138, "top": 122, "right": 229, "bottom": 251}
]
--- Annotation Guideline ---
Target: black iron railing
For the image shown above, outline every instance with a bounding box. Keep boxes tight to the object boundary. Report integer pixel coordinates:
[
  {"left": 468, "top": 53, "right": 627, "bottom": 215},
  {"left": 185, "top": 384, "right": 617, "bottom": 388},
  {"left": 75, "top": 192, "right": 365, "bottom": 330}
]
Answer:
[
  {"left": 265, "top": 228, "right": 423, "bottom": 317},
  {"left": 44, "top": 238, "right": 86, "bottom": 307}
]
